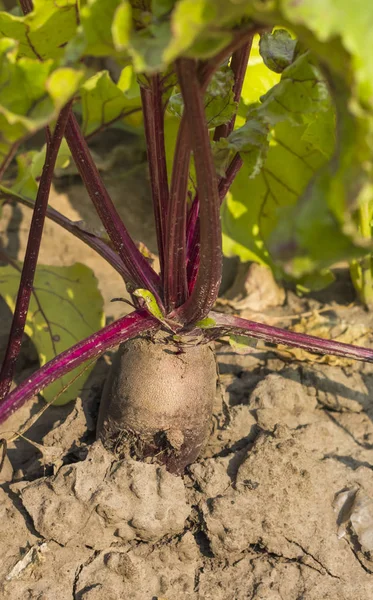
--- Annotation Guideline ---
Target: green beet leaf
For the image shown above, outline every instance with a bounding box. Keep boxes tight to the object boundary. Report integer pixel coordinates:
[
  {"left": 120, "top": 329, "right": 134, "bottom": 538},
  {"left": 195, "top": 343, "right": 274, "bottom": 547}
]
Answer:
[
  {"left": 76, "top": 0, "right": 169, "bottom": 72},
  {"left": 213, "top": 111, "right": 270, "bottom": 178},
  {"left": 76, "top": 0, "right": 170, "bottom": 72},
  {"left": 0, "top": 0, "right": 79, "bottom": 61},
  {"left": 112, "top": 1, "right": 132, "bottom": 51},
  {"left": 119, "top": 22, "right": 173, "bottom": 73},
  {"left": 268, "top": 75, "right": 373, "bottom": 278},
  {"left": 80, "top": 68, "right": 142, "bottom": 137},
  {"left": 221, "top": 45, "right": 337, "bottom": 284},
  {"left": 0, "top": 261, "right": 105, "bottom": 405},
  {"left": 162, "top": 0, "right": 253, "bottom": 64},
  {"left": 238, "top": 34, "right": 281, "bottom": 118},
  {"left": 78, "top": 0, "right": 256, "bottom": 72},
  {"left": 257, "top": 50, "right": 332, "bottom": 127},
  {"left": 259, "top": 29, "right": 297, "bottom": 74},
  {"left": 168, "top": 65, "right": 236, "bottom": 128},
  {"left": 7, "top": 140, "right": 71, "bottom": 199},
  {"left": 70, "top": 0, "right": 127, "bottom": 58},
  {"left": 8, "top": 149, "right": 45, "bottom": 199},
  {"left": 0, "top": 38, "right": 83, "bottom": 177},
  {"left": 133, "top": 288, "right": 180, "bottom": 331},
  {"left": 278, "top": 0, "right": 373, "bottom": 109},
  {"left": 152, "top": 0, "right": 176, "bottom": 18},
  {"left": 195, "top": 317, "right": 217, "bottom": 329}
]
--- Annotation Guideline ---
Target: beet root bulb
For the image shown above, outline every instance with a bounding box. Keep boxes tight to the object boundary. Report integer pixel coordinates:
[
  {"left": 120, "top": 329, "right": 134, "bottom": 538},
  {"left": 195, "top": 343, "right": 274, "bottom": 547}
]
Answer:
[{"left": 96, "top": 335, "right": 217, "bottom": 473}]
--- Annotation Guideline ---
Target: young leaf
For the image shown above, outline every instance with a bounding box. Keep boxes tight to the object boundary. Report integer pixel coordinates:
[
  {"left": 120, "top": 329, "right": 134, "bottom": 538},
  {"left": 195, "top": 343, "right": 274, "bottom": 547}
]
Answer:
[
  {"left": 133, "top": 289, "right": 181, "bottom": 331},
  {"left": 0, "top": 261, "right": 105, "bottom": 405},
  {"left": 213, "top": 112, "right": 270, "bottom": 178},
  {"left": 195, "top": 316, "right": 216, "bottom": 328},
  {"left": 133, "top": 288, "right": 164, "bottom": 322},
  {"left": 259, "top": 29, "right": 297, "bottom": 74}
]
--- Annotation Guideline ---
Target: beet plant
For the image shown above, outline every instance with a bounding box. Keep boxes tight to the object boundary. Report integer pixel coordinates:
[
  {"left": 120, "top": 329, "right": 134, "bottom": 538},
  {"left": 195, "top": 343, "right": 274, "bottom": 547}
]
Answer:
[{"left": 1, "top": 0, "right": 373, "bottom": 473}]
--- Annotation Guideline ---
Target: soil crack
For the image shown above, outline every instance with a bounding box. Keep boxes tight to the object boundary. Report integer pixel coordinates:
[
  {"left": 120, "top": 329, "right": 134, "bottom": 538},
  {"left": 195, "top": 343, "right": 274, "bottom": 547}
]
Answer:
[
  {"left": 247, "top": 543, "right": 329, "bottom": 577},
  {"left": 72, "top": 549, "right": 99, "bottom": 599},
  {"left": 342, "top": 535, "right": 373, "bottom": 575},
  {"left": 285, "top": 537, "right": 340, "bottom": 579},
  {"left": 2, "top": 484, "right": 43, "bottom": 540}
]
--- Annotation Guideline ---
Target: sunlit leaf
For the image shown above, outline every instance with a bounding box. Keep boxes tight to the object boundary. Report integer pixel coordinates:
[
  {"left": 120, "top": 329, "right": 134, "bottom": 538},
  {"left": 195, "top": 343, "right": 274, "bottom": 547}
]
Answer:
[
  {"left": 0, "top": 0, "right": 79, "bottom": 61},
  {"left": 66, "top": 0, "right": 127, "bottom": 59},
  {"left": 269, "top": 81, "right": 373, "bottom": 278},
  {"left": 9, "top": 140, "right": 71, "bottom": 199},
  {"left": 0, "top": 39, "right": 83, "bottom": 176},
  {"left": 221, "top": 47, "right": 337, "bottom": 284},
  {"left": 279, "top": 0, "right": 373, "bottom": 108},
  {"left": 195, "top": 316, "right": 216, "bottom": 328},
  {"left": 237, "top": 33, "right": 281, "bottom": 128},
  {"left": 162, "top": 0, "right": 253, "bottom": 65},
  {"left": 80, "top": 68, "right": 142, "bottom": 136},
  {"left": 112, "top": 0, "right": 132, "bottom": 50}
]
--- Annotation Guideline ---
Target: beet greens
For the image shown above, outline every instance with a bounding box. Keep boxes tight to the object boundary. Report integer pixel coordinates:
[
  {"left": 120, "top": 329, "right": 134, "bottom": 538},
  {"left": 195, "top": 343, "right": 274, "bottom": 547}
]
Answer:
[{"left": 0, "top": 0, "right": 373, "bottom": 436}]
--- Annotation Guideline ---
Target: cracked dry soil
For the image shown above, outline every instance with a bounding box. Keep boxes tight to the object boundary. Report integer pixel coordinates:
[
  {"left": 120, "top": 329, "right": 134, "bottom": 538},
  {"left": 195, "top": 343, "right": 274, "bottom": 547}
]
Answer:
[{"left": 1, "top": 323, "right": 373, "bottom": 600}]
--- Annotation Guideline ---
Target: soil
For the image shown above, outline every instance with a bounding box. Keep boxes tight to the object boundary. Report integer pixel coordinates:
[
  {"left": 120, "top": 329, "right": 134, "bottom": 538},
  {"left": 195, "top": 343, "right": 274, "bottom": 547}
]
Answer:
[{"left": 1, "top": 133, "right": 373, "bottom": 599}]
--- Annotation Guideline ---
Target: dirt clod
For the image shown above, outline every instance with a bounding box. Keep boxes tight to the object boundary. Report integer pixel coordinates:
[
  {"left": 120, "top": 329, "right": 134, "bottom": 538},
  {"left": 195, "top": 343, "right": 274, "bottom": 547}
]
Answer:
[
  {"left": 18, "top": 442, "right": 190, "bottom": 548},
  {"left": 74, "top": 534, "right": 198, "bottom": 600}
]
